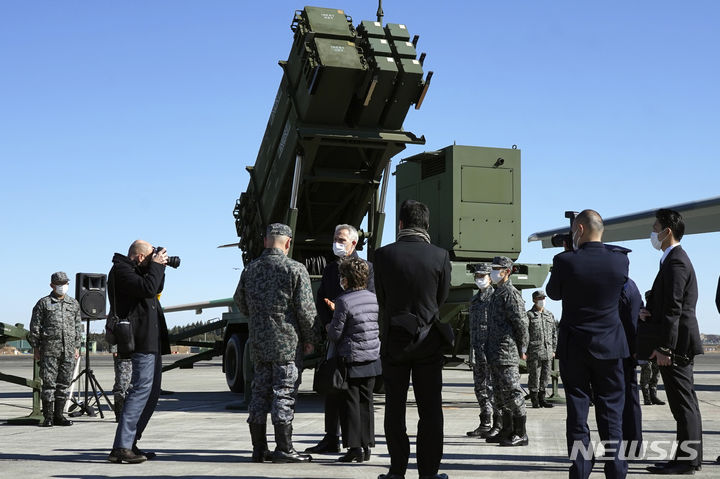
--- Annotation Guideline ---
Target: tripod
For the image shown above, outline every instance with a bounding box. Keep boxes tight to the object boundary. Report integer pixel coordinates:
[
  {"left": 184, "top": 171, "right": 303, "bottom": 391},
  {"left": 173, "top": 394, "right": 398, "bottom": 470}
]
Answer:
[{"left": 69, "top": 318, "right": 113, "bottom": 418}]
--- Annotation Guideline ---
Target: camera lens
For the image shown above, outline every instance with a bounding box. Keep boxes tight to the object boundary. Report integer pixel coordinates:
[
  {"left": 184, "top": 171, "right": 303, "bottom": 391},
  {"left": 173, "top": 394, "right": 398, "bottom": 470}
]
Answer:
[{"left": 166, "top": 256, "right": 181, "bottom": 269}]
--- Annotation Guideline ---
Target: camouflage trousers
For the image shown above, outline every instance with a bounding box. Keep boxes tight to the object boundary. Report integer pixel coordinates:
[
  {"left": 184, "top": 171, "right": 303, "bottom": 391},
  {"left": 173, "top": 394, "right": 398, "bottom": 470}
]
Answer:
[
  {"left": 527, "top": 358, "right": 552, "bottom": 393},
  {"left": 471, "top": 348, "right": 495, "bottom": 417},
  {"left": 247, "top": 361, "right": 299, "bottom": 425},
  {"left": 640, "top": 361, "right": 660, "bottom": 389},
  {"left": 489, "top": 363, "right": 526, "bottom": 417},
  {"left": 40, "top": 354, "right": 75, "bottom": 402},
  {"left": 113, "top": 355, "right": 132, "bottom": 399}
]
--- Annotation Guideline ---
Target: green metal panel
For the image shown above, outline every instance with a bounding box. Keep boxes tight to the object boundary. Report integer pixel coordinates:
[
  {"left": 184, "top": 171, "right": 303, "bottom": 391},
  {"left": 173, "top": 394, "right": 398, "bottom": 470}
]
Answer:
[
  {"left": 301, "top": 7, "right": 354, "bottom": 39},
  {"left": 393, "top": 40, "right": 417, "bottom": 59},
  {"left": 384, "top": 23, "right": 411, "bottom": 41},
  {"left": 366, "top": 37, "right": 393, "bottom": 56},
  {"left": 358, "top": 20, "right": 385, "bottom": 38}
]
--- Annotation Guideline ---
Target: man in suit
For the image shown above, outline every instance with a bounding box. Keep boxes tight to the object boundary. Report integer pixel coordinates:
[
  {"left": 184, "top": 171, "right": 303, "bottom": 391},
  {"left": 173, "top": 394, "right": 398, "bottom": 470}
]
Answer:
[
  {"left": 546, "top": 209, "right": 629, "bottom": 479},
  {"left": 306, "top": 223, "right": 374, "bottom": 454},
  {"left": 373, "top": 199, "right": 452, "bottom": 479},
  {"left": 641, "top": 209, "right": 703, "bottom": 474},
  {"left": 618, "top": 276, "right": 643, "bottom": 459}
]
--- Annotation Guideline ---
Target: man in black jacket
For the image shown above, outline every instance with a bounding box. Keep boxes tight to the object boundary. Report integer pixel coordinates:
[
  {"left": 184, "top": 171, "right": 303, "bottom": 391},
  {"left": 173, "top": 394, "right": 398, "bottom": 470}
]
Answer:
[
  {"left": 641, "top": 209, "right": 703, "bottom": 475},
  {"left": 306, "top": 224, "right": 374, "bottom": 454},
  {"left": 108, "top": 240, "right": 170, "bottom": 464},
  {"left": 373, "top": 199, "right": 452, "bottom": 479}
]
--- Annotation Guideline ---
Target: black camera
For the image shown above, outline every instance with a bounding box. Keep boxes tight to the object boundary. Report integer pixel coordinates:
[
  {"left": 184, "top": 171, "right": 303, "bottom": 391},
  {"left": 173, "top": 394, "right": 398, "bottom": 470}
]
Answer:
[
  {"left": 154, "top": 246, "right": 181, "bottom": 269},
  {"left": 550, "top": 211, "right": 579, "bottom": 248}
]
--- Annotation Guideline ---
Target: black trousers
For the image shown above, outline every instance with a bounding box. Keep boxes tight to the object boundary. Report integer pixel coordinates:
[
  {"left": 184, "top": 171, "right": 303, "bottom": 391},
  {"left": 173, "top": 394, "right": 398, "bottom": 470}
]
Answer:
[
  {"left": 621, "top": 359, "right": 642, "bottom": 458},
  {"left": 339, "top": 376, "right": 376, "bottom": 448},
  {"left": 323, "top": 393, "right": 341, "bottom": 436},
  {"left": 659, "top": 361, "right": 703, "bottom": 466},
  {"left": 382, "top": 351, "right": 444, "bottom": 477}
]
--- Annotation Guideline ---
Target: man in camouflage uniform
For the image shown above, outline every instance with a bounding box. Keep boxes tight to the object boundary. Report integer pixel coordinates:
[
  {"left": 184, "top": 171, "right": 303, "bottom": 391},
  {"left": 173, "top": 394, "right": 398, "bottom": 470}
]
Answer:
[
  {"left": 466, "top": 263, "right": 497, "bottom": 438},
  {"left": 234, "top": 223, "right": 318, "bottom": 464},
  {"left": 111, "top": 346, "right": 132, "bottom": 421},
  {"left": 639, "top": 361, "right": 665, "bottom": 405},
  {"left": 28, "top": 271, "right": 83, "bottom": 427},
  {"left": 485, "top": 256, "right": 529, "bottom": 447},
  {"left": 526, "top": 289, "right": 557, "bottom": 409}
]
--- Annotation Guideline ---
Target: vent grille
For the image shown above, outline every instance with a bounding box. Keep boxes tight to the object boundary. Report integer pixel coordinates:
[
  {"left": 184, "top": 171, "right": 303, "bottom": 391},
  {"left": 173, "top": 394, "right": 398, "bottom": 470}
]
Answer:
[{"left": 421, "top": 156, "right": 445, "bottom": 179}]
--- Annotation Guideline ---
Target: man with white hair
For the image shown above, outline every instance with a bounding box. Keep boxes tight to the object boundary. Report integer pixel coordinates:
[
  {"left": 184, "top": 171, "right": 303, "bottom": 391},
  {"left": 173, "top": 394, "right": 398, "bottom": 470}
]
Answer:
[{"left": 306, "top": 223, "right": 374, "bottom": 455}]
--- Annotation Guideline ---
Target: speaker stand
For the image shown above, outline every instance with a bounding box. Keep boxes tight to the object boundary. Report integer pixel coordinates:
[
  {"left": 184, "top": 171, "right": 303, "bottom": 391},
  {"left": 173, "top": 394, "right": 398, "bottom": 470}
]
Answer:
[{"left": 69, "top": 319, "right": 113, "bottom": 418}]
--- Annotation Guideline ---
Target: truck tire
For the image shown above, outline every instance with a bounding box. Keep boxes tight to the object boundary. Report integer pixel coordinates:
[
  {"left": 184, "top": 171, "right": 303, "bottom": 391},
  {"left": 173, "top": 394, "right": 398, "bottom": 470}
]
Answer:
[{"left": 225, "top": 333, "right": 246, "bottom": 393}]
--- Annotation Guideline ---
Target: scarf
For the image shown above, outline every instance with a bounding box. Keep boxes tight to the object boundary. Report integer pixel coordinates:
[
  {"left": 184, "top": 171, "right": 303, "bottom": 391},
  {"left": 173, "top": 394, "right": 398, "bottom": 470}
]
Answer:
[{"left": 397, "top": 227, "right": 431, "bottom": 244}]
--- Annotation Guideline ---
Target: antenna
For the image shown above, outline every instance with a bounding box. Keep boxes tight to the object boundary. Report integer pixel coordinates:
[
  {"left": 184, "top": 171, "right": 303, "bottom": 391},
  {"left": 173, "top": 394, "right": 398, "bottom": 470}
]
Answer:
[{"left": 377, "top": 0, "right": 384, "bottom": 23}]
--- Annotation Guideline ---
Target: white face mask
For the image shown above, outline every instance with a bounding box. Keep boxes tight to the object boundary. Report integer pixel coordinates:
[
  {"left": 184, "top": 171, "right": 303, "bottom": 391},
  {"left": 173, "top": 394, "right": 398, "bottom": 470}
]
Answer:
[
  {"left": 650, "top": 229, "right": 667, "bottom": 251},
  {"left": 536, "top": 300, "right": 545, "bottom": 309},
  {"left": 490, "top": 270, "right": 503, "bottom": 284},
  {"left": 475, "top": 276, "right": 490, "bottom": 290},
  {"left": 332, "top": 242, "right": 347, "bottom": 257},
  {"left": 54, "top": 284, "right": 69, "bottom": 296}
]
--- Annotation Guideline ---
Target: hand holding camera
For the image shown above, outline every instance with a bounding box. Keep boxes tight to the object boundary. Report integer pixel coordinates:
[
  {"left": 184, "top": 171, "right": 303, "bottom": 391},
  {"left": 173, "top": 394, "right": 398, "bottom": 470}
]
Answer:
[{"left": 153, "top": 246, "right": 181, "bottom": 268}]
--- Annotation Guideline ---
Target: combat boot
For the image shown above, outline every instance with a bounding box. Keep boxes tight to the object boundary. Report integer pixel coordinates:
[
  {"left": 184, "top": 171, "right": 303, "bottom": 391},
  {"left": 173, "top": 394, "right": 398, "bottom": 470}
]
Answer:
[
  {"left": 530, "top": 392, "right": 540, "bottom": 408},
  {"left": 500, "top": 415, "right": 529, "bottom": 447},
  {"left": 466, "top": 411, "right": 492, "bottom": 437},
  {"left": 485, "top": 411, "right": 503, "bottom": 443},
  {"left": 641, "top": 387, "right": 652, "bottom": 405},
  {"left": 272, "top": 423, "right": 311, "bottom": 463},
  {"left": 249, "top": 423, "right": 273, "bottom": 462},
  {"left": 649, "top": 388, "right": 665, "bottom": 405},
  {"left": 489, "top": 410, "right": 513, "bottom": 444},
  {"left": 538, "top": 391, "right": 554, "bottom": 408},
  {"left": 40, "top": 399, "right": 53, "bottom": 427},
  {"left": 113, "top": 394, "right": 125, "bottom": 423},
  {"left": 53, "top": 398, "right": 73, "bottom": 426}
]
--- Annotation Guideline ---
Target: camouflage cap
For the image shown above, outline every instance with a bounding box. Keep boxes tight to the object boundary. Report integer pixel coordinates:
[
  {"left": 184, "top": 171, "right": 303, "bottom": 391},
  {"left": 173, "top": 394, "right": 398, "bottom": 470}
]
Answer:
[
  {"left": 491, "top": 256, "right": 513, "bottom": 270},
  {"left": 266, "top": 223, "right": 292, "bottom": 238},
  {"left": 532, "top": 289, "right": 546, "bottom": 300},
  {"left": 51, "top": 271, "right": 69, "bottom": 285},
  {"left": 472, "top": 263, "right": 492, "bottom": 275}
]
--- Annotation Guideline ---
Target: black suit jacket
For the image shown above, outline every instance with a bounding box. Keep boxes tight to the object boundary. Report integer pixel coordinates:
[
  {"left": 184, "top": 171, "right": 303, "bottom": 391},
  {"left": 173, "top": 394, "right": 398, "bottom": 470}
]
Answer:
[
  {"left": 619, "top": 278, "right": 642, "bottom": 360},
  {"left": 316, "top": 251, "right": 374, "bottom": 326},
  {"left": 645, "top": 245, "right": 702, "bottom": 358},
  {"left": 373, "top": 236, "right": 453, "bottom": 359},
  {"left": 546, "top": 241, "right": 629, "bottom": 361}
]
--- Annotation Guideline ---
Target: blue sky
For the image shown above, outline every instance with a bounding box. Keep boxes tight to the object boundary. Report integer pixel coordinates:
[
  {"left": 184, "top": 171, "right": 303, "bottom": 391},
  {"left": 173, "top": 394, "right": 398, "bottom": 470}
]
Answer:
[{"left": 2, "top": 1, "right": 719, "bottom": 334}]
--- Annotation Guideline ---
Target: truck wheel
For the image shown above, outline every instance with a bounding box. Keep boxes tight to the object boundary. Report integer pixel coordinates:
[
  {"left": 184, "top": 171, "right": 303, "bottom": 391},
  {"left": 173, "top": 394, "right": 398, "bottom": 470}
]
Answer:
[{"left": 225, "top": 333, "right": 246, "bottom": 393}]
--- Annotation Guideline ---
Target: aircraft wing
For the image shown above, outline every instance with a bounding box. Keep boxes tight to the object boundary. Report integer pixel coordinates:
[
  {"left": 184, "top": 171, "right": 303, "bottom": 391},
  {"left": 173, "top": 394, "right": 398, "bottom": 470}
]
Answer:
[
  {"left": 528, "top": 196, "right": 720, "bottom": 248},
  {"left": 163, "top": 298, "right": 235, "bottom": 314}
]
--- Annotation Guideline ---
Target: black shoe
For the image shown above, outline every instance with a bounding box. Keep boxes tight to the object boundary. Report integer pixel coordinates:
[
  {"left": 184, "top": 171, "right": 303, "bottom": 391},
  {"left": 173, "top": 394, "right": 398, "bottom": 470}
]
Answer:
[
  {"left": 132, "top": 445, "right": 156, "bottom": 460},
  {"left": 530, "top": 392, "right": 540, "bottom": 408},
  {"left": 363, "top": 446, "right": 371, "bottom": 461},
  {"left": 484, "top": 412, "right": 503, "bottom": 443},
  {"left": 40, "top": 399, "right": 53, "bottom": 427},
  {"left": 466, "top": 422, "right": 492, "bottom": 437},
  {"left": 646, "top": 463, "right": 696, "bottom": 474},
  {"left": 249, "top": 423, "right": 271, "bottom": 463},
  {"left": 108, "top": 448, "right": 147, "bottom": 464},
  {"left": 500, "top": 415, "right": 528, "bottom": 447},
  {"left": 272, "top": 423, "right": 311, "bottom": 463},
  {"left": 304, "top": 434, "right": 340, "bottom": 453},
  {"left": 337, "top": 447, "right": 364, "bottom": 463},
  {"left": 378, "top": 474, "right": 405, "bottom": 479},
  {"left": 538, "top": 391, "right": 554, "bottom": 408},
  {"left": 653, "top": 462, "right": 701, "bottom": 472},
  {"left": 53, "top": 399, "right": 73, "bottom": 426},
  {"left": 650, "top": 388, "right": 666, "bottom": 405},
  {"left": 419, "top": 475, "right": 449, "bottom": 479},
  {"left": 642, "top": 387, "right": 652, "bottom": 405}
]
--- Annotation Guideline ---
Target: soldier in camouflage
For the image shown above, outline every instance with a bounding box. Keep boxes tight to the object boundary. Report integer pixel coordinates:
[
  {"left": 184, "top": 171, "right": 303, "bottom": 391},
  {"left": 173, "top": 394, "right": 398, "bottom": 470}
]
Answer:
[
  {"left": 466, "top": 263, "right": 497, "bottom": 438},
  {"left": 234, "top": 223, "right": 319, "bottom": 464},
  {"left": 526, "top": 289, "right": 557, "bottom": 409},
  {"left": 639, "top": 361, "right": 665, "bottom": 405},
  {"left": 111, "top": 345, "right": 132, "bottom": 421},
  {"left": 28, "top": 271, "right": 83, "bottom": 427},
  {"left": 485, "top": 256, "right": 529, "bottom": 447}
]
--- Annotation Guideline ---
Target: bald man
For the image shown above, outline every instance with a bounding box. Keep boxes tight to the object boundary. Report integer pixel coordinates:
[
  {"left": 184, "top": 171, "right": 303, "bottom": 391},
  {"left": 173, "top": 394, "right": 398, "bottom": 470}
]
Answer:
[
  {"left": 546, "top": 210, "right": 629, "bottom": 479},
  {"left": 108, "top": 240, "right": 169, "bottom": 464}
]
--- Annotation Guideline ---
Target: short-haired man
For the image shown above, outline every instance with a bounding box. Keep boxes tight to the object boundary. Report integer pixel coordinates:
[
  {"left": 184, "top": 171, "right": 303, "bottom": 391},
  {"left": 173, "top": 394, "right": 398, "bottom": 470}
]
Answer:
[
  {"left": 546, "top": 209, "right": 629, "bottom": 479},
  {"left": 526, "top": 289, "right": 556, "bottom": 409},
  {"left": 485, "top": 256, "right": 529, "bottom": 447},
  {"left": 235, "top": 223, "right": 318, "bottom": 463},
  {"left": 374, "top": 199, "right": 452, "bottom": 479},
  {"left": 306, "top": 223, "right": 375, "bottom": 454},
  {"left": 29, "top": 271, "right": 83, "bottom": 427},
  {"left": 108, "top": 240, "right": 169, "bottom": 464},
  {"left": 641, "top": 209, "right": 703, "bottom": 474},
  {"left": 466, "top": 263, "right": 497, "bottom": 438}
]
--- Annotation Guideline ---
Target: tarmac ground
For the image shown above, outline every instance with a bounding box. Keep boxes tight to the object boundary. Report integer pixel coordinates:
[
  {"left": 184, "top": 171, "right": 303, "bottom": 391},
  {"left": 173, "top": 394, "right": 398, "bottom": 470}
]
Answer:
[{"left": 2, "top": 353, "right": 720, "bottom": 478}]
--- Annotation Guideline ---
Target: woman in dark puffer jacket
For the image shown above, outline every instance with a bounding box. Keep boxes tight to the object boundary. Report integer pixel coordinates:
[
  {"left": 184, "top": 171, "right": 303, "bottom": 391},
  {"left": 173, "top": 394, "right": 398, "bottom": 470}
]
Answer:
[{"left": 327, "top": 257, "right": 381, "bottom": 463}]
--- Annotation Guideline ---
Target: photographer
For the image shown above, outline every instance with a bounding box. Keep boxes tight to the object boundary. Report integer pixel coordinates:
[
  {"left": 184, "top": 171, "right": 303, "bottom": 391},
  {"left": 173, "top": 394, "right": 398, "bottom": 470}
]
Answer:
[{"left": 107, "top": 240, "right": 170, "bottom": 464}]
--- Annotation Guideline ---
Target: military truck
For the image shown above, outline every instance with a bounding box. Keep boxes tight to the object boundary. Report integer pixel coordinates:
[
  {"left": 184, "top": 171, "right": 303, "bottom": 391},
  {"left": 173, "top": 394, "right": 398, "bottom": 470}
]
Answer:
[{"left": 163, "top": 5, "right": 549, "bottom": 394}]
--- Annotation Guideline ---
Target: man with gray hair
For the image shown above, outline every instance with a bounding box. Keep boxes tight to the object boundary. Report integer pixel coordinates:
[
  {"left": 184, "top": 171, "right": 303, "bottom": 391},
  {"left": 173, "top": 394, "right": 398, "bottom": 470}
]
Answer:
[
  {"left": 235, "top": 223, "right": 319, "bottom": 463},
  {"left": 306, "top": 223, "right": 374, "bottom": 455}
]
